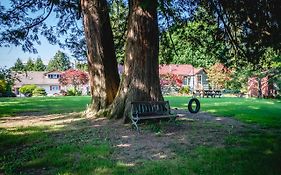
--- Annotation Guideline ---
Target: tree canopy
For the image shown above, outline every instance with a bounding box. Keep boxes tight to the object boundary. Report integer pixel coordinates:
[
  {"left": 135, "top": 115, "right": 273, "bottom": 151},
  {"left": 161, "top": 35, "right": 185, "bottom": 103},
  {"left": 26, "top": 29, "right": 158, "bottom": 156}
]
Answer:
[
  {"left": 47, "top": 50, "right": 71, "bottom": 71},
  {"left": 159, "top": 7, "right": 227, "bottom": 68},
  {"left": 34, "top": 58, "right": 46, "bottom": 71},
  {"left": 25, "top": 58, "right": 35, "bottom": 71},
  {"left": 11, "top": 58, "right": 25, "bottom": 71}
]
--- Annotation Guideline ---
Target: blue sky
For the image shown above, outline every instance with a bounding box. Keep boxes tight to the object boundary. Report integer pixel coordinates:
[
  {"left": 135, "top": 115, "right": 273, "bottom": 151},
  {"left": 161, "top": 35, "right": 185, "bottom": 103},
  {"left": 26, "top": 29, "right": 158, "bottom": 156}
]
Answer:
[
  {"left": 0, "top": 38, "right": 73, "bottom": 68},
  {"left": 0, "top": 1, "right": 76, "bottom": 68}
]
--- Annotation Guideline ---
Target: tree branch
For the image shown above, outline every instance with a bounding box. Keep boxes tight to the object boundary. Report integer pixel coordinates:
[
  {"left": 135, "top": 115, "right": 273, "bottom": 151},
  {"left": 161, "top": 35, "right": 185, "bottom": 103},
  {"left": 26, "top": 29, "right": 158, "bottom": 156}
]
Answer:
[
  {"left": 7, "top": 1, "right": 54, "bottom": 38},
  {"left": 160, "top": 0, "right": 179, "bottom": 57},
  {"left": 210, "top": 0, "right": 247, "bottom": 58}
]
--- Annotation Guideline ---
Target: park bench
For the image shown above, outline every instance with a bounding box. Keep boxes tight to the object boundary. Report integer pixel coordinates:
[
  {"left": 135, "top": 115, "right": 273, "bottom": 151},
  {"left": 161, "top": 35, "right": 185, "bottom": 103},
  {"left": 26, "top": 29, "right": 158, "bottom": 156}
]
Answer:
[
  {"left": 130, "top": 101, "right": 176, "bottom": 131},
  {"left": 196, "top": 90, "right": 222, "bottom": 98},
  {"left": 212, "top": 90, "right": 222, "bottom": 98}
]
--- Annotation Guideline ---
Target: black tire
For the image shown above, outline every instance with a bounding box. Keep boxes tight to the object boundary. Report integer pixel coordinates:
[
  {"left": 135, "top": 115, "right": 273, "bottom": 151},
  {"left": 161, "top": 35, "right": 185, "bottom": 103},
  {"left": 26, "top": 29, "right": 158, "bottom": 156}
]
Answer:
[{"left": 188, "top": 98, "right": 200, "bottom": 113}]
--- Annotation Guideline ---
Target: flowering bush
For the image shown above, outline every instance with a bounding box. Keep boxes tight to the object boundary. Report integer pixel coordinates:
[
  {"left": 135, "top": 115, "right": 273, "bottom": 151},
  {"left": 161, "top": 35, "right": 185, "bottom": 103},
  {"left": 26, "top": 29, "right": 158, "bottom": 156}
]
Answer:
[
  {"left": 160, "top": 73, "right": 184, "bottom": 95},
  {"left": 59, "top": 69, "right": 89, "bottom": 91},
  {"left": 160, "top": 73, "right": 183, "bottom": 87}
]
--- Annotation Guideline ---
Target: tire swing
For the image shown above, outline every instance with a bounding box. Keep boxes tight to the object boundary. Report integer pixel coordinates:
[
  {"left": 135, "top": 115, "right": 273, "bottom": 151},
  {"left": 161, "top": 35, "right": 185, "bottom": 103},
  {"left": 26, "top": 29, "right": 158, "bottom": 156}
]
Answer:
[
  {"left": 187, "top": 60, "right": 200, "bottom": 113},
  {"left": 188, "top": 98, "right": 200, "bottom": 113}
]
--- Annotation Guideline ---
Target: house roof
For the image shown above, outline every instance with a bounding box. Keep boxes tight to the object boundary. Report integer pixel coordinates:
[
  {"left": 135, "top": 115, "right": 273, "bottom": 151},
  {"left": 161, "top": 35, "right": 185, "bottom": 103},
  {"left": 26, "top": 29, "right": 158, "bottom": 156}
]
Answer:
[
  {"left": 13, "top": 71, "right": 61, "bottom": 87},
  {"left": 159, "top": 64, "right": 204, "bottom": 76}
]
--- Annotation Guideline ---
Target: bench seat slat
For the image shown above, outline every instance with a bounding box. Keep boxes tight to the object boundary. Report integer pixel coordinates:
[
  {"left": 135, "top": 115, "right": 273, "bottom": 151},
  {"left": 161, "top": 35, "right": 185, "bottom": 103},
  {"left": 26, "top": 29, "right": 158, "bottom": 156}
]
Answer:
[{"left": 133, "top": 115, "right": 175, "bottom": 120}]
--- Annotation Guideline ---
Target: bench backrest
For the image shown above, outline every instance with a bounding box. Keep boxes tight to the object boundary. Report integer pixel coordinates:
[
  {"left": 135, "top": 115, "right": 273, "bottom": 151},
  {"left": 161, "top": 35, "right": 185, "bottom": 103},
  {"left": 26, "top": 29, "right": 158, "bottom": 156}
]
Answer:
[{"left": 131, "top": 101, "right": 171, "bottom": 116}]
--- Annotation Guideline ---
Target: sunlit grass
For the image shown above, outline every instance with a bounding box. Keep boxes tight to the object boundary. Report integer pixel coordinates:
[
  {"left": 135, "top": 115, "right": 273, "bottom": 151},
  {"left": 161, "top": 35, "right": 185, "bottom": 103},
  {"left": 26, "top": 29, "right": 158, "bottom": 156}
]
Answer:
[
  {"left": 0, "top": 96, "right": 91, "bottom": 117},
  {"left": 166, "top": 96, "right": 281, "bottom": 128}
]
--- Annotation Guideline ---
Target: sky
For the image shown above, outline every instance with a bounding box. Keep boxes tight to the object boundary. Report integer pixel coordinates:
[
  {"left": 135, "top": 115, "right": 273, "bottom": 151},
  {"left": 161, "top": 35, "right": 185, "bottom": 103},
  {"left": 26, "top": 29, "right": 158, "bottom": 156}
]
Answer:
[
  {"left": 0, "top": 1, "right": 76, "bottom": 68},
  {"left": 0, "top": 38, "right": 73, "bottom": 68}
]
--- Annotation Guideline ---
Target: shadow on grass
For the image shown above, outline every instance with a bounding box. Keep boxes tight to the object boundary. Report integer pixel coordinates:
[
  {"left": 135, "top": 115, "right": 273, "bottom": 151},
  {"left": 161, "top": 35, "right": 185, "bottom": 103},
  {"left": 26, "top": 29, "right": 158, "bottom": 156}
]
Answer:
[
  {"left": 132, "top": 129, "right": 281, "bottom": 175},
  {"left": 0, "top": 116, "right": 132, "bottom": 175},
  {"left": 1, "top": 111, "right": 281, "bottom": 175}
]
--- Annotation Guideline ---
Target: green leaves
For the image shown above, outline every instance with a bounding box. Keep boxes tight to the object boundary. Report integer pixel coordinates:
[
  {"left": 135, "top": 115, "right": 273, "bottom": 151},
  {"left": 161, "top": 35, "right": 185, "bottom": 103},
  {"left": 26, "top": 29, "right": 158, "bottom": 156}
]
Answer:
[
  {"left": 34, "top": 58, "right": 46, "bottom": 71},
  {"left": 159, "top": 7, "right": 225, "bottom": 68},
  {"left": 26, "top": 58, "right": 35, "bottom": 71},
  {"left": 109, "top": 0, "right": 128, "bottom": 63},
  {"left": 11, "top": 58, "right": 25, "bottom": 71},
  {"left": 19, "top": 84, "right": 37, "bottom": 97},
  {"left": 47, "top": 50, "right": 71, "bottom": 71}
]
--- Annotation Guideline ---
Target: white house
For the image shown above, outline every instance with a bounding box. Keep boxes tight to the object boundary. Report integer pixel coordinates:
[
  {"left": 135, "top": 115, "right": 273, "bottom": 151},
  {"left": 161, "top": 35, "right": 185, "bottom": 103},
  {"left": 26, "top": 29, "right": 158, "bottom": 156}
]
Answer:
[{"left": 13, "top": 70, "right": 89, "bottom": 96}]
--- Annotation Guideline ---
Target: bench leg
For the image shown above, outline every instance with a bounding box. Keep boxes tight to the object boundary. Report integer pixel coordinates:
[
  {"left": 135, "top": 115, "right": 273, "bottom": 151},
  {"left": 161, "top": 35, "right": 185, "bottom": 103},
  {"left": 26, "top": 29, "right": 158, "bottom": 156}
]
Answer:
[
  {"left": 168, "top": 116, "right": 176, "bottom": 123},
  {"left": 131, "top": 119, "right": 139, "bottom": 132}
]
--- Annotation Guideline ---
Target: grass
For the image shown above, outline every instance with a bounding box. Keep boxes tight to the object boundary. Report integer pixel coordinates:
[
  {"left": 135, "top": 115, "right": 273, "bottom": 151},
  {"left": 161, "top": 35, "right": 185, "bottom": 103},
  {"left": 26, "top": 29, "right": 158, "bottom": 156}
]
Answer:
[
  {"left": 166, "top": 96, "right": 281, "bottom": 128},
  {"left": 0, "top": 96, "right": 281, "bottom": 174},
  {"left": 0, "top": 96, "right": 91, "bottom": 117},
  {"left": 1, "top": 96, "right": 280, "bottom": 127},
  {"left": 0, "top": 117, "right": 128, "bottom": 175}
]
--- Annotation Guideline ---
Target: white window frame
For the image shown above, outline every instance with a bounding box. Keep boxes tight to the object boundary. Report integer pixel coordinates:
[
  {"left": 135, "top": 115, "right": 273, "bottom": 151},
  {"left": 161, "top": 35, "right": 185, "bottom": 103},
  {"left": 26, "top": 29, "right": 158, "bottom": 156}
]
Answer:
[{"left": 50, "top": 85, "right": 60, "bottom": 91}]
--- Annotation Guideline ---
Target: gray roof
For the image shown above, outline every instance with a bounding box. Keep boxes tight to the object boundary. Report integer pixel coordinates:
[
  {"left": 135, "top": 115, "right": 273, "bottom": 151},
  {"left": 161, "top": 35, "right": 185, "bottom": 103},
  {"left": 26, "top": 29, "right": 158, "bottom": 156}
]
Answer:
[{"left": 13, "top": 71, "right": 61, "bottom": 87}]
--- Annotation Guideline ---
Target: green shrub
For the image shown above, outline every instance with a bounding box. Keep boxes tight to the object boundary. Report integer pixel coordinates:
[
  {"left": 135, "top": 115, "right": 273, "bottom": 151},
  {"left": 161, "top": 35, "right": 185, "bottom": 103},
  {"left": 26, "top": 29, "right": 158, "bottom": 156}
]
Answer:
[
  {"left": 0, "top": 79, "right": 7, "bottom": 94},
  {"left": 0, "top": 80, "right": 16, "bottom": 97},
  {"left": 32, "top": 87, "right": 47, "bottom": 96},
  {"left": 19, "top": 84, "right": 37, "bottom": 97},
  {"left": 67, "top": 88, "right": 82, "bottom": 96},
  {"left": 179, "top": 86, "right": 190, "bottom": 94}
]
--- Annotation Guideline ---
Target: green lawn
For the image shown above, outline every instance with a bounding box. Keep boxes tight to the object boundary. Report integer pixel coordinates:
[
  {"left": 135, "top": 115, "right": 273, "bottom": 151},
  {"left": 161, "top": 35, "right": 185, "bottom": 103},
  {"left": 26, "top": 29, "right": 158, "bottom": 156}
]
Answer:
[
  {"left": 166, "top": 96, "right": 281, "bottom": 128},
  {"left": 1, "top": 96, "right": 280, "bottom": 128},
  {"left": 0, "top": 96, "right": 91, "bottom": 117},
  {"left": 0, "top": 96, "right": 281, "bottom": 175}
]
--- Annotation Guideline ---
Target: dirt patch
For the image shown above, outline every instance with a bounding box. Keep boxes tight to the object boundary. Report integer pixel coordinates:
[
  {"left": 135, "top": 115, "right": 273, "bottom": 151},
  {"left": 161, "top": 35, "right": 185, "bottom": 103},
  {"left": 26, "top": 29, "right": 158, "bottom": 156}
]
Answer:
[
  {"left": 0, "top": 111, "right": 249, "bottom": 164},
  {"left": 102, "top": 111, "right": 248, "bottom": 164}
]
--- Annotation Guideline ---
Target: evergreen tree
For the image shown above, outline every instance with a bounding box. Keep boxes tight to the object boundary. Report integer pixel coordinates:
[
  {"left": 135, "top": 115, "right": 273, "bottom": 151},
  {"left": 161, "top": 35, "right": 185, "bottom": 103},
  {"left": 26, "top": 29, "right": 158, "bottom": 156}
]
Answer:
[
  {"left": 47, "top": 51, "right": 71, "bottom": 71},
  {"left": 25, "top": 58, "right": 35, "bottom": 71},
  {"left": 159, "top": 7, "right": 227, "bottom": 68},
  {"left": 11, "top": 58, "right": 25, "bottom": 71},
  {"left": 75, "top": 61, "right": 88, "bottom": 71},
  {"left": 34, "top": 58, "right": 46, "bottom": 71}
]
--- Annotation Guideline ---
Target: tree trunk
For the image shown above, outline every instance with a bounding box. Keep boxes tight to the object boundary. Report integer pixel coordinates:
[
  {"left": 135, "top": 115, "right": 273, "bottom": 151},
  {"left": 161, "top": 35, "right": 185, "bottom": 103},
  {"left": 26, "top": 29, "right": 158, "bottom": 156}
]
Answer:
[
  {"left": 81, "top": 0, "right": 120, "bottom": 114},
  {"left": 110, "top": 0, "right": 163, "bottom": 122},
  {"left": 257, "top": 77, "right": 262, "bottom": 98}
]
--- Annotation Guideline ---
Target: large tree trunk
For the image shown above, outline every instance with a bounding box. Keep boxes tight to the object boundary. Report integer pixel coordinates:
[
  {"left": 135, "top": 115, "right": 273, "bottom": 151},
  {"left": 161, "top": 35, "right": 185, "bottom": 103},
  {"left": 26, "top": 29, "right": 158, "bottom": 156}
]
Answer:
[
  {"left": 110, "top": 0, "right": 163, "bottom": 122},
  {"left": 81, "top": 0, "right": 120, "bottom": 114}
]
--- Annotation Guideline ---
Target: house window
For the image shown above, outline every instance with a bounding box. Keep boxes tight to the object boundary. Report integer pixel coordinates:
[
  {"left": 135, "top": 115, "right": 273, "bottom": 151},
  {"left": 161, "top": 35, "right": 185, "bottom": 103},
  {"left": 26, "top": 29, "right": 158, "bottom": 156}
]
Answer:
[
  {"left": 187, "top": 77, "right": 191, "bottom": 85},
  {"left": 183, "top": 76, "right": 188, "bottom": 85},
  {"left": 48, "top": 74, "right": 61, "bottom": 79},
  {"left": 197, "top": 75, "right": 202, "bottom": 85},
  {"left": 50, "top": 85, "right": 60, "bottom": 91},
  {"left": 183, "top": 76, "right": 191, "bottom": 86}
]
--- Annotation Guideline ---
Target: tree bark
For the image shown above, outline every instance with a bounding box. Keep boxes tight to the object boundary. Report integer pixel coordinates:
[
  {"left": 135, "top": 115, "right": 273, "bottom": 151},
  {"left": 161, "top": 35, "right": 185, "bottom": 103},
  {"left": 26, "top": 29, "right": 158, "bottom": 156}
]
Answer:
[
  {"left": 81, "top": 0, "right": 120, "bottom": 114},
  {"left": 110, "top": 0, "right": 163, "bottom": 122}
]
